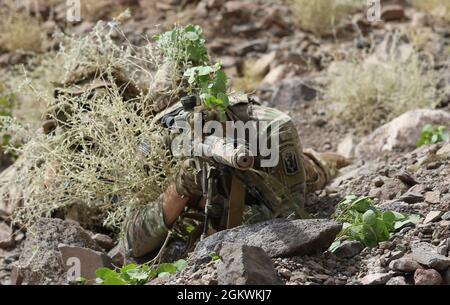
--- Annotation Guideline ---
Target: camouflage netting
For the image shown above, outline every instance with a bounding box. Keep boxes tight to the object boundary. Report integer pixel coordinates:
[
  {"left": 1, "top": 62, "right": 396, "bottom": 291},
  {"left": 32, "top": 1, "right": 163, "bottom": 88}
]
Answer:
[{"left": 0, "top": 13, "right": 194, "bottom": 230}]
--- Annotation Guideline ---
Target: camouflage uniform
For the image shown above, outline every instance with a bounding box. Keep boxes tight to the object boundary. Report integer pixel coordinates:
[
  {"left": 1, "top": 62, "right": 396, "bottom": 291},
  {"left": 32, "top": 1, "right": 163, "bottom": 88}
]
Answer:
[
  {"left": 123, "top": 95, "right": 333, "bottom": 257},
  {"left": 0, "top": 69, "right": 335, "bottom": 258}
]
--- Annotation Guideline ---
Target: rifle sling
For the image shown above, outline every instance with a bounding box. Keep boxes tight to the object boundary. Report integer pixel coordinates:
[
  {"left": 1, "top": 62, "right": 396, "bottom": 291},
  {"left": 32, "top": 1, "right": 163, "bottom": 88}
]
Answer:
[{"left": 226, "top": 176, "right": 246, "bottom": 229}]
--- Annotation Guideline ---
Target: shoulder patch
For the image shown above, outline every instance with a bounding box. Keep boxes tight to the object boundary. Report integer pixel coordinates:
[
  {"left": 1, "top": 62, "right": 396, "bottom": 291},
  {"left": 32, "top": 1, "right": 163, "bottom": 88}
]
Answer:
[{"left": 281, "top": 148, "right": 299, "bottom": 175}]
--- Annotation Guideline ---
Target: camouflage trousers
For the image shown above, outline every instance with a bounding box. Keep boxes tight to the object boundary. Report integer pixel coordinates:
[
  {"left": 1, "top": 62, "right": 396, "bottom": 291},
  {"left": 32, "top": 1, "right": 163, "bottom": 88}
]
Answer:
[{"left": 122, "top": 101, "right": 333, "bottom": 257}]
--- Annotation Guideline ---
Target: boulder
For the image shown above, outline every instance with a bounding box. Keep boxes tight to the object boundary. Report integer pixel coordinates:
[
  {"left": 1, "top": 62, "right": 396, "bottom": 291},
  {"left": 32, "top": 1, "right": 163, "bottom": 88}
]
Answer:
[
  {"left": 59, "top": 245, "right": 114, "bottom": 283},
  {"left": 18, "top": 218, "right": 100, "bottom": 284},
  {"left": 193, "top": 219, "right": 341, "bottom": 263},
  {"left": 414, "top": 268, "right": 442, "bottom": 285},
  {"left": 355, "top": 109, "right": 450, "bottom": 158},
  {"left": 216, "top": 242, "right": 283, "bottom": 285},
  {"left": 410, "top": 242, "right": 450, "bottom": 270},
  {"left": 270, "top": 77, "right": 317, "bottom": 107}
]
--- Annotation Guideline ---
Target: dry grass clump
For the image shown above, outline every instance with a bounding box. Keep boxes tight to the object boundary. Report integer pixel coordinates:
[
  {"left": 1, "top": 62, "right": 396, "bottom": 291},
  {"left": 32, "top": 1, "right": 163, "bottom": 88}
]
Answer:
[
  {"left": 3, "top": 14, "right": 185, "bottom": 230},
  {"left": 232, "top": 60, "right": 263, "bottom": 93},
  {"left": 287, "top": 0, "right": 362, "bottom": 36},
  {"left": 325, "top": 46, "right": 448, "bottom": 134},
  {"left": 0, "top": 4, "right": 46, "bottom": 53},
  {"left": 411, "top": 0, "right": 450, "bottom": 24}
]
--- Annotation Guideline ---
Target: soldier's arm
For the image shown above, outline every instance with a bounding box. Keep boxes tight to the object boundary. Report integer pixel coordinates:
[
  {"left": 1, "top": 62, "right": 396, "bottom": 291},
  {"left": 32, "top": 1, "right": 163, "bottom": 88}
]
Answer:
[{"left": 122, "top": 183, "right": 190, "bottom": 257}]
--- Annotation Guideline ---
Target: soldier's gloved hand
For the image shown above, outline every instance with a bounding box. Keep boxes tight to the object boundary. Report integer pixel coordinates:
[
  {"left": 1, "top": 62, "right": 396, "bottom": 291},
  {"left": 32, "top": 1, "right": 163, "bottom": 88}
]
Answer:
[{"left": 175, "top": 159, "right": 203, "bottom": 198}]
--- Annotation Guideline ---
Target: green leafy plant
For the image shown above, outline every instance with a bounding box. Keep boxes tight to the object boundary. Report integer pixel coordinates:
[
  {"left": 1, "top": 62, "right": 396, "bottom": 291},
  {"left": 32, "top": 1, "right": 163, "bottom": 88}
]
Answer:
[
  {"left": 209, "top": 251, "right": 221, "bottom": 262},
  {"left": 95, "top": 260, "right": 187, "bottom": 285},
  {"left": 416, "top": 124, "right": 449, "bottom": 148},
  {"left": 183, "top": 63, "right": 229, "bottom": 120},
  {"left": 153, "top": 24, "right": 209, "bottom": 67},
  {"left": 331, "top": 195, "right": 419, "bottom": 250},
  {"left": 154, "top": 25, "right": 230, "bottom": 121}
]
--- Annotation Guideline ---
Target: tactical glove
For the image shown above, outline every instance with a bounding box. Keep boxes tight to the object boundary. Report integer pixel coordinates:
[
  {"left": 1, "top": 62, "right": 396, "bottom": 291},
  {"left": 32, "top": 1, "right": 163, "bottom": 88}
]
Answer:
[{"left": 175, "top": 159, "right": 203, "bottom": 198}]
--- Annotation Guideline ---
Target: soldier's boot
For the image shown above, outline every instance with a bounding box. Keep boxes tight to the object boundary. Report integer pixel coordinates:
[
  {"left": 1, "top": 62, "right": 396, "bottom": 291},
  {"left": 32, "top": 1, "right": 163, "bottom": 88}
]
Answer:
[{"left": 303, "top": 149, "right": 351, "bottom": 193}]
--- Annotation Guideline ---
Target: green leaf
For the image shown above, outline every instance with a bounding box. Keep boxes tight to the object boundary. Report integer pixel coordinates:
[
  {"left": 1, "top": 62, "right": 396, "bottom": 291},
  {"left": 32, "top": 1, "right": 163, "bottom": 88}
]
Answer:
[
  {"left": 156, "top": 263, "right": 177, "bottom": 274},
  {"left": 95, "top": 267, "right": 116, "bottom": 279},
  {"left": 126, "top": 269, "right": 149, "bottom": 281},
  {"left": 362, "top": 210, "right": 376, "bottom": 226},
  {"left": 158, "top": 272, "right": 171, "bottom": 278},
  {"left": 173, "top": 259, "right": 188, "bottom": 271},
  {"left": 120, "top": 264, "right": 137, "bottom": 274},
  {"left": 102, "top": 276, "right": 127, "bottom": 285},
  {"left": 184, "top": 31, "right": 199, "bottom": 41}
]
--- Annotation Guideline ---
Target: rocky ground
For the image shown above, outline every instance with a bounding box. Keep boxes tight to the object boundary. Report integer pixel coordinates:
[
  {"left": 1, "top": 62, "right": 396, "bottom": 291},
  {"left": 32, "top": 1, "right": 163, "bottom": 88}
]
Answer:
[{"left": 1, "top": 0, "right": 450, "bottom": 285}]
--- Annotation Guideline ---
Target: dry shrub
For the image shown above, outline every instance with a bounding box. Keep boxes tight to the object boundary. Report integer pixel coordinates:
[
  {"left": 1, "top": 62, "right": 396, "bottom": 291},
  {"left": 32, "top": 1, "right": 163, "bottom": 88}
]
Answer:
[
  {"left": 3, "top": 14, "right": 185, "bottom": 230},
  {"left": 411, "top": 0, "right": 450, "bottom": 24},
  {"left": 0, "top": 4, "right": 46, "bottom": 53},
  {"left": 232, "top": 60, "right": 263, "bottom": 93},
  {"left": 287, "top": 0, "right": 362, "bottom": 36},
  {"left": 325, "top": 42, "right": 448, "bottom": 134}
]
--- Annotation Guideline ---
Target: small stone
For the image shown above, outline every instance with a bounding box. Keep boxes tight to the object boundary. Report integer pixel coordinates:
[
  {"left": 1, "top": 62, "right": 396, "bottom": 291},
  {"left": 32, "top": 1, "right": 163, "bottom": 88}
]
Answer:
[
  {"left": 410, "top": 242, "right": 450, "bottom": 270},
  {"left": 92, "top": 233, "right": 115, "bottom": 252},
  {"left": 249, "top": 51, "right": 277, "bottom": 78},
  {"left": 441, "top": 211, "right": 450, "bottom": 220},
  {"left": 389, "top": 258, "right": 421, "bottom": 273},
  {"left": 414, "top": 268, "right": 442, "bottom": 285},
  {"left": 235, "top": 39, "right": 268, "bottom": 56},
  {"left": 359, "top": 273, "right": 392, "bottom": 285},
  {"left": 423, "top": 211, "right": 443, "bottom": 224},
  {"left": 9, "top": 266, "right": 23, "bottom": 285},
  {"left": 279, "top": 268, "right": 292, "bottom": 279},
  {"left": 386, "top": 276, "right": 407, "bottom": 285},
  {"left": 399, "top": 192, "right": 424, "bottom": 204},
  {"left": 290, "top": 271, "right": 308, "bottom": 282},
  {"left": 381, "top": 4, "right": 405, "bottom": 21},
  {"left": 332, "top": 241, "right": 364, "bottom": 258},
  {"left": 444, "top": 269, "right": 450, "bottom": 285},
  {"left": 373, "top": 177, "right": 385, "bottom": 188},
  {"left": 424, "top": 191, "right": 440, "bottom": 204},
  {"left": 436, "top": 245, "right": 447, "bottom": 256},
  {"left": 379, "top": 241, "right": 393, "bottom": 250},
  {"left": 396, "top": 171, "right": 418, "bottom": 186},
  {"left": 0, "top": 222, "right": 15, "bottom": 249},
  {"left": 337, "top": 135, "right": 358, "bottom": 159}
]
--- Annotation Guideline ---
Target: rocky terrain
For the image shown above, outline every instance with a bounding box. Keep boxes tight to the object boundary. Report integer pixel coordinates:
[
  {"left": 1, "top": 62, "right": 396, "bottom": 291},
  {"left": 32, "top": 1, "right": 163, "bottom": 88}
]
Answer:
[{"left": 1, "top": 0, "right": 450, "bottom": 285}]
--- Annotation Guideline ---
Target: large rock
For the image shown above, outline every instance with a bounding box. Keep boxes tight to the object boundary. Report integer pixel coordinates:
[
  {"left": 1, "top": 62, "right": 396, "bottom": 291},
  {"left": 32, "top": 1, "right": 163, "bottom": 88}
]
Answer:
[
  {"left": 389, "top": 257, "right": 421, "bottom": 273},
  {"left": 355, "top": 109, "right": 450, "bottom": 158},
  {"left": 193, "top": 219, "right": 341, "bottom": 263},
  {"left": 410, "top": 242, "right": 450, "bottom": 270},
  {"left": 59, "top": 245, "right": 113, "bottom": 283},
  {"left": 216, "top": 242, "right": 283, "bottom": 285},
  {"left": 414, "top": 268, "right": 442, "bottom": 285},
  {"left": 18, "top": 218, "right": 101, "bottom": 284},
  {"left": 270, "top": 77, "right": 317, "bottom": 107}
]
